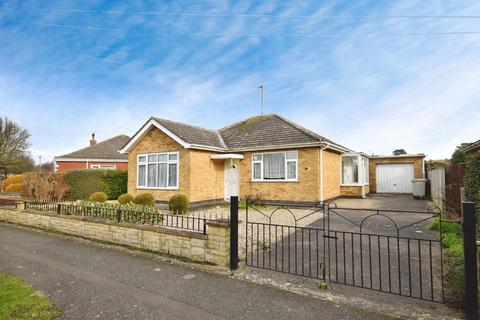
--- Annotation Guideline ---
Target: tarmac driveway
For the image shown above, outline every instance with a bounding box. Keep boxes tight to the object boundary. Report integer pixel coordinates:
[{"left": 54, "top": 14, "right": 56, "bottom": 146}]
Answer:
[{"left": 0, "top": 223, "right": 389, "bottom": 320}]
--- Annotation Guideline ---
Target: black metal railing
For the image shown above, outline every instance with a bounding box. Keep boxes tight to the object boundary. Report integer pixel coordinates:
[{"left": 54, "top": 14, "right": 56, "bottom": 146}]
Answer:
[{"left": 24, "top": 201, "right": 212, "bottom": 234}]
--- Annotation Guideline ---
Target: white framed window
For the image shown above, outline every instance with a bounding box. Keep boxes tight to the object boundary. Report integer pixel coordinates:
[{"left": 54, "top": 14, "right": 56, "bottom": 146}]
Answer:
[
  {"left": 252, "top": 151, "right": 298, "bottom": 181},
  {"left": 91, "top": 164, "right": 116, "bottom": 170},
  {"left": 341, "top": 153, "right": 369, "bottom": 185},
  {"left": 137, "top": 152, "right": 179, "bottom": 189}
]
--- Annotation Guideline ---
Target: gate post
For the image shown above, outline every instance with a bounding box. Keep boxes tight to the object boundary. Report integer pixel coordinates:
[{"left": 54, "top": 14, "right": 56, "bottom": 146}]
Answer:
[
  {"left": 230, "top": 196, "right": 239, "bottom": 271},
  {"left": 462, "top": 201, "right": 478, "bottom": 320}
]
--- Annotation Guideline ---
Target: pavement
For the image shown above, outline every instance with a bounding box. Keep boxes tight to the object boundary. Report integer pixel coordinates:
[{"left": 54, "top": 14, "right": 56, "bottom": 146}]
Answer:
[{"left": 0, "top": 223, "right": 391, "bottom": 320}]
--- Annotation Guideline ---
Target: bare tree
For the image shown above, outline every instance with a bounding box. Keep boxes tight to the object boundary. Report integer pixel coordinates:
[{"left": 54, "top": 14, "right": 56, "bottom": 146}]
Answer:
[{"left": 0, "top": 117, "right": 31, "bottom": 178}]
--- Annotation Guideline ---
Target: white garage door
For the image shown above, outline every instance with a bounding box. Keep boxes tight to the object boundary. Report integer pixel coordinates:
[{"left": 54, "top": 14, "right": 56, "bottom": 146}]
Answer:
[{"left": 376, "top": 163, "right": 414, "bottom": 193}]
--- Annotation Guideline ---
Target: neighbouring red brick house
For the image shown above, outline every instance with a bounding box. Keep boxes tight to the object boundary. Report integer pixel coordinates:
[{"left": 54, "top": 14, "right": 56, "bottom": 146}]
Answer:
[{"left": 54, "top": 134, "right": 130, "bottom": 172}]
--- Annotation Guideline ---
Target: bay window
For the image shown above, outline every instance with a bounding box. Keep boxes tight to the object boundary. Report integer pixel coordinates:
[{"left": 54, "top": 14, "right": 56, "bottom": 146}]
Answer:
[
  {"left": 252, "top": 151, "right": 298, "bottom": 181},
  {"left": 341, "top": 153, "right": 369, "bottom": 185},
  {"left": 137, "top": 152, "right": 179, "bottom": 189}
]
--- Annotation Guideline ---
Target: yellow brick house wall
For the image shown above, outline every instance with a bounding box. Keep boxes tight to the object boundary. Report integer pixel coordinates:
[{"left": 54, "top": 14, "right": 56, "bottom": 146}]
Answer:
[
  {"left": 322, "top": 149, "right": 341, "bottom": 200},
  {"left": 239, "top": 147, "right": 320, "bottom": 202},
  {"left": 189, "top": 150, "right": 224, "bottom": 202},
  {"left": 127, "top": 127, "right": 191, "bottom": 201}
]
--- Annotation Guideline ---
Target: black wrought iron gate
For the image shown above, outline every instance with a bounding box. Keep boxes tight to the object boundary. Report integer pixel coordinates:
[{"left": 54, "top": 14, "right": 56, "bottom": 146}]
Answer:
[{"left": 245, "top": 201, "right": 457, "bottom": 303}]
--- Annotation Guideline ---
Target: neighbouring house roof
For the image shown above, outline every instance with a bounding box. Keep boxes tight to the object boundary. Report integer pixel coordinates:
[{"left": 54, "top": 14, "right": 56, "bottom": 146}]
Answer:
[
  {"left": 55, "top": 135, "right": 130, "bottom": 161},
  {"left": 458, "top": 139, "right": 480, "bottom": 154},
  {"left": 120, "top": 114, "right": 351, "bottom": 153}
]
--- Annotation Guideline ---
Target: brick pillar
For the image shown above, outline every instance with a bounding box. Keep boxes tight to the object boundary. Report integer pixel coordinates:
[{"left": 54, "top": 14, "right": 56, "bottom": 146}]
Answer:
[
  {"left": 16, "top": 201, "right": 26, "bottom": 211},
  {"left": 205, "top": 219, "right": 230, "bottom": 267}
]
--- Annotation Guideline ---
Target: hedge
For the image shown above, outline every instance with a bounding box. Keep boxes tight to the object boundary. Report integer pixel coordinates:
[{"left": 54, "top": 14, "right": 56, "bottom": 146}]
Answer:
[
  {"left": 63, "top": 170, "right": 127, "bottom": 200},
  {"left": 464, "top": 153, "right": 480, "bottom": 217}
]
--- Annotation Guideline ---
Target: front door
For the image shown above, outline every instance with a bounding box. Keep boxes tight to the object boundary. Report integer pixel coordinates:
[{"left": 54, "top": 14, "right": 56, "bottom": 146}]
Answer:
[{"left": 224, "top": 159, "right": 240, "bottom": 200}]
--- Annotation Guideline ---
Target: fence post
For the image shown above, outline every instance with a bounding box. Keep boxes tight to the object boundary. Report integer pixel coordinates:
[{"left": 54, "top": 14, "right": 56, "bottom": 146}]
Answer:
[
  {"left": 462, "top": 201, "right": 478, "bottom": 320},
  {"left": 56, "top": 203, "right": 61, "bottom": 214},
  {"left": 116, "top": 208, "right": 121, "bottom": 223},
  {"left": 230, "top": 196, "right": 239, "bottom": 271}
]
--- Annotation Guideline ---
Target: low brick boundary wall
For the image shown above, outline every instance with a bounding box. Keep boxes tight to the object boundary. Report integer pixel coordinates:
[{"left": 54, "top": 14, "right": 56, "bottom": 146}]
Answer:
[{"left": 0, "top": 207, "right": 230, "bottom": 267}]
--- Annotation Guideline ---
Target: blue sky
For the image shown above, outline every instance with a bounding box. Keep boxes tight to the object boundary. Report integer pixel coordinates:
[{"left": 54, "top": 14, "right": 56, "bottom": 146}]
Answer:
[{"left": 1, "top": 1, "right": 480, "bottom": 162}]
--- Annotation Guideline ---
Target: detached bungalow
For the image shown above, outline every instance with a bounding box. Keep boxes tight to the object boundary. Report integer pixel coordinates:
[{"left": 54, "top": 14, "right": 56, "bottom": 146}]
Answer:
[
  {"left": 55, "top": 134, "right": 130, "bottom": 172},
  {"left": 119, "top": 114, "right": 425, "bottom": 205}
]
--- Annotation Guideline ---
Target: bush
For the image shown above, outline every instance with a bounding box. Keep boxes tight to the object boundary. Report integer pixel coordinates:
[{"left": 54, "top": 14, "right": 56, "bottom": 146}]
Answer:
[
  {"left": 5, "top": 183, "right": 22, "bottom": 192},
  {"left": 64, "top": 170, "right": 104, "bottom": 200},
  {"left": 63, "top": 169, "right": 127, "bottom": 200},
  {"left": 450, "top": 149, "right": 469, "bottom": 164},
  {"left": 101, "top": 170, "right": 128, "bottom": 200},
  {"left": 22, "top": 172, "right": 68, "bottom": 201},
  {"left": 169, "top": 194, "right": 189, "bottom": 214},
  {"left": 89, "top": 192, "right": 108, "bottom": 203},
  {"left": 118, "top": 193, "right": 134, "bottom": 204},
  {"left": 464, "top": 154, "right": 480, "bottom": 215},
  {"left": 133, "top": 193, "right": 155, "bottom": 207},
  {"left": 3, "top": 175, "right": 24, "bottom": 190}
]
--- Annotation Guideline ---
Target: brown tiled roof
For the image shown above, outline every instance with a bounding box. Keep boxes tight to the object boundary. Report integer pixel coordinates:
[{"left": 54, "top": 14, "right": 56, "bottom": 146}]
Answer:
[
  {"left": 56, "top": 135, "right": 130, "bottom": 160},
  {"left": 144, "top": 114, "right": 349, "bottom": 151},
  {"left": 219, "top": 114, "right": 347, "bottom": 150},
  {"left": 153, "top": 117, "right": 226, "bottom": 149}
]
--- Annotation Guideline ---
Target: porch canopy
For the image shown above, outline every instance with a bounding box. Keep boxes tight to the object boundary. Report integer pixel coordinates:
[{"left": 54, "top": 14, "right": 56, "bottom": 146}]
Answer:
[{"left": 210, "top": 154, "right": 244, "bottom": 160}]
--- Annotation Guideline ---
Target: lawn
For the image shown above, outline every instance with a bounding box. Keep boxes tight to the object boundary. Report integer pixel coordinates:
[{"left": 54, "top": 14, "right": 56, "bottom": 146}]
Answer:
[{"left": 0, "top": 273, "right": 60, "bottom": 320}]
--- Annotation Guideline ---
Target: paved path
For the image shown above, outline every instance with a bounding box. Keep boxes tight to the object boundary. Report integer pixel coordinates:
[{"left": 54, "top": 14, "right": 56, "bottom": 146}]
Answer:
[{"left": 0, "top": 223, "right": 389, "bottom": 320}]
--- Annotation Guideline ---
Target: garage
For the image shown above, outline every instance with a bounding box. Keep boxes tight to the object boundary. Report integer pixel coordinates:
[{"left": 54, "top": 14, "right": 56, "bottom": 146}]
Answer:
[{"left": 376, "top": 163, "right": 414, "bottom": 193}]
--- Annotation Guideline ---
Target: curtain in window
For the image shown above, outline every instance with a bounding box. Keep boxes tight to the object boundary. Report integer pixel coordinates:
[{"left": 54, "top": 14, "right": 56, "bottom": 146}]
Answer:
[
  {"left": 147, "top": 164, "right": 157, "bottom": 187},
  {"left": 264, "top": 153, "right": 285, "bottom": 179},
  {"left": 342, "top": 157, "right": 358, "bottom": 184},
  {"left": 168, "top": 163, "right": 177, "bottom": 187},
  {"left": 287, "top": 161, "right": 296, "bottom": 179},
  {"left": 138, "top": 165, "right": 146, "bottom": 186},
  {"left": 253, "top": 162, "right": 262, "bottom": 179},
  {"left": 158, "top": 163, "right": 167, "bottom": 187}
]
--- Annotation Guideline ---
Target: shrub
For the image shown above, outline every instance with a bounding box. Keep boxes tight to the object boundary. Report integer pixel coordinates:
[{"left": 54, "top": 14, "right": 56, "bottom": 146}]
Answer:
[
  {"left": 64, "top": 170, "right": 105, "bottom": 200},
  {"left": 464, "top": 154, "right": 480, "bottom": 216},
  {"left": 3, "top": 175, "right": 24, "bottom": 190},
  {"left": 169, "top": 194, "right": 189, "bottom": 214},
  {"left": 450, "top": 149, "right": 469, "bottom": 164},
  {"left": 101, "top": 170, "right": 128, "bottom": 200},
  {"left": 89, "top": 192, "right": 107, "bottom": 203},
  {"left": 118, "top": 193, "right": 134, "bottom": 204},
  {"left": 5, "top": 183, "right": 22, "bottom": 192},
  {"left": 22, "top": 172, "right": 68, "bottom": 201},
  {"left": 133, "top": 193, "right": 155, "bottom": 207}
]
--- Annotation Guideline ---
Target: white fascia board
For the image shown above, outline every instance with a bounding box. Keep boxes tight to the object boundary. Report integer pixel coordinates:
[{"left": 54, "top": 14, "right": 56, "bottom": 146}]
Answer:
[
  {"left": 231, "top": 142, "right": 324, "bottom": 152},
  {"left": 54, "top": 158, "right": 128, "bottom": 162},
  {"left": 210, "top": 154, "right": 244, "bottom": 160},
  {"left": 119, "top": 119, "right": 190, "bottom": 153}
]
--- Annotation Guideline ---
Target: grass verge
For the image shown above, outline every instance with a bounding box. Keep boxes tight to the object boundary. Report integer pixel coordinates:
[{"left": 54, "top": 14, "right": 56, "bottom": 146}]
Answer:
[
  {"left": 0, "top": 273, "right": 60, "bottom": 320},
  {"left": 428, "top": 217, "right": 464, "bottom": 302}
]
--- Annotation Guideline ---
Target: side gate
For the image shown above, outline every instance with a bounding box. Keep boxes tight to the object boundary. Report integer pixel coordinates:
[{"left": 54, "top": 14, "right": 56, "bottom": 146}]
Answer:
[{"left": 245, "top": 200, "right": 464, "bottom": 304}]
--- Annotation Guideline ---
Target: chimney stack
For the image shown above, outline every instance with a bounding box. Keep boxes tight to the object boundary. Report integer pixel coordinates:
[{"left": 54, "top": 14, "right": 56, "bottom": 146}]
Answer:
[{"left": 90, "top": 133, "right": 97, "bottom": 146}]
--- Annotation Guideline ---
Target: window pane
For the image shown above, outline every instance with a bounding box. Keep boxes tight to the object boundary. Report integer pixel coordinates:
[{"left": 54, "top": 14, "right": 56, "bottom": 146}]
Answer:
[
  {"left": 168, "top": 153, "right": 178, "bottom": 161},
  {"left": 342, "top": 156, "right": 359, "bottom": 184},
  {"left": 286, "top": 151, "right": 297, "bottom": 160},
  {"left": 158, "top": 154, "right": 168, "bottom": 162},
  {"left": 148, "top": 154, "right": 158, "bottom": 162},
  {"left": 138, "top": 165, "right": 146, "bottom": 186},
  {"left": 147, "top": 164, "right": 157, "bottom": 187},
  {"left": 158, "top": 163, "right": 167, "bottom": 187},
  {"left": 287, "top": 161, "right": 296, "bottom": 179},
  {"left": 253, "top": 154, "right": 262, "bottom": 161},
  {"left": 139, "top": 156, "right": 146, "bottom": 163},
  {"left": 168, "top": 163, "right": 178, "bottom": 187},
  {"left": 253, "top": 162, "right": 262, "bottom": 179},
  {"left": 264, "top": 153, "right": 285, "bottom": 179}
]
